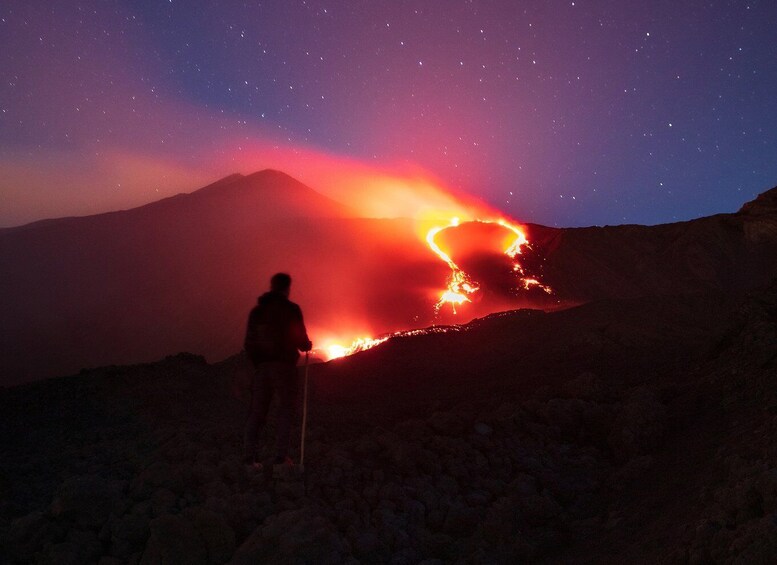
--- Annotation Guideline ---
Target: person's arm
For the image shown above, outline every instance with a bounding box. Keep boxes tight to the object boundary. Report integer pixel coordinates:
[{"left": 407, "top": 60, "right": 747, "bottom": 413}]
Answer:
[{"left": 292, "top": 305, "right": 312, "bottom": 352}]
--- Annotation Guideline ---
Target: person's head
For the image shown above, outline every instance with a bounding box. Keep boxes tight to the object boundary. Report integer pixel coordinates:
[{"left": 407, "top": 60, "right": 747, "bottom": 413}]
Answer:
[{"left": 270, "top": 272, "right": 292, "bottom": 296}]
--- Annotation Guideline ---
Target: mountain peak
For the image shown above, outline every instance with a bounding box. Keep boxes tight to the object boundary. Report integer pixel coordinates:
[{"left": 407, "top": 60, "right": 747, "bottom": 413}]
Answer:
[
  {"left": 179, "top": 169, "right": 352, "bottom": 218},
  {"left": 244, "top": 169, "right": 298, "bottom": 181}
]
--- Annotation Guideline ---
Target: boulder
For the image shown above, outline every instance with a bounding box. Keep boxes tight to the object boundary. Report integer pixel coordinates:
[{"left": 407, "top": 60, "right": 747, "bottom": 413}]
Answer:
[
  {"left": 150, "top": 487, "right": 177, "bottom": 516},
  {"left": 182, "top": 507, "right": 236, "bottom": 564},
  {"left": 110, "top": 511, "right": 150, "bottom": 558},
  {"left": 442, "top": 503, "right": 479, "bottom": 537},
  {"left": 140, "top": 513, "right": 208, "bottom": 565},
  {"left": 427, "top": 412, "right": 466, "bottom": 436},
  {"left": 561, "top": 372, "right": 607, "bottom": 402},
  {"left": 231, "top": 507, "right": 345, "bottom": 564},
  {"left": 474, "top": 422, "right": 493, "bottom": 436},
  {"left": 50, "top": 474, "right": 127, "bottom": 529},
  {"left": 608, "top": 388, "right": 667, "bottom": 460},
  {"left": 4, "top": 511, "right": 65, "bottom": 562},
  {"left": 37, "top": 529, "right": 101, "bottom": 565}
]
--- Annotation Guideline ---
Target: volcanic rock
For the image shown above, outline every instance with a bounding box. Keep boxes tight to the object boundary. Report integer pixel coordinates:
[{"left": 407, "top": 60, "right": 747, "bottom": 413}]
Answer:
[
  {"left": 140, "top": 513, "right": 208, "bottom": 565},
  {"left": 3, "top": 511, "right": 65, "bottom": 562},
  {"left": 49, "top": 475, "right": 126, "bottom": 530}
]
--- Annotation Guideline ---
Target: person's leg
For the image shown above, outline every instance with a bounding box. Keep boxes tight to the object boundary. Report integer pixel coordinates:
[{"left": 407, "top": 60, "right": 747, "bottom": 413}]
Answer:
[
  {"left": 242, "top": 364, "right": 274, "bottom": 463},
  {"left": 273, "top": 363, "right": 300, "bottom": 463}
]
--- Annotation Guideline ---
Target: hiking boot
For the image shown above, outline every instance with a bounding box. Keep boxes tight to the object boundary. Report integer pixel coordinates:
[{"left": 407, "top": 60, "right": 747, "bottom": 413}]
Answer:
[
  {"left": 272, "top": 456, "right": 298, "bottom": 479},
  {"left": 242, "top": 456, "right": 263, "bottom": 472}
]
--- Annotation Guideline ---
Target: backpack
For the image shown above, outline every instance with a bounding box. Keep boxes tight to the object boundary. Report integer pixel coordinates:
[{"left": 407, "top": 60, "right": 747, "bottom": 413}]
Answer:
[
  {"left": 253, "top": 319, "right": 283, "bottom": 358},
  {"left": 246, "top": 300, "right": 289, "bottom": 362}
]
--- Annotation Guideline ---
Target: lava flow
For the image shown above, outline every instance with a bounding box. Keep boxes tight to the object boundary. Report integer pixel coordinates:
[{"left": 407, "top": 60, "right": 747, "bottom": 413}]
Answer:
[
  {"left": 318, "top": 214, "right": 551, "bottom": 361},
  {"left": 319, "top": 327, "right": 465, "bottom": 360},
  {"left": 428, "top": 217, "right": 551, "bottom": 313},
  {"left": 425, "top": 217, "right": 479, "bottom": 314},
  {"left": 324, "top": 336, "right": 389, "bottom": 360}
]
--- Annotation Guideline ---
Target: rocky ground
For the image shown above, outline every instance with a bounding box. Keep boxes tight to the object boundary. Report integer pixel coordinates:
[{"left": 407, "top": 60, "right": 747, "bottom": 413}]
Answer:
[{"left": 1, "top": 281, "right": 776, "bottom": 564}]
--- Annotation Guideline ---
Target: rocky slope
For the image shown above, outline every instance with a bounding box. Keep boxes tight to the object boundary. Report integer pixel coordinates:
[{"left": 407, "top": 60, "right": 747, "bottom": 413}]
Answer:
[
  {"left": 2, "top": 279, "right": 776, "bottom": 563},
  {"left": 526, "top": 186, "right": 777, "bottom": 303}
]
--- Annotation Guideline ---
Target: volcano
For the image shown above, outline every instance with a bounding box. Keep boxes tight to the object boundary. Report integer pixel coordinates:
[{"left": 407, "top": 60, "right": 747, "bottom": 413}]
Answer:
[
  {"left": 2, "top": 171, "right": 776, "bottom": 385},
  {"left": 1, "top": 177, "right": 777, "bottom": 563},
  {"left": 1, "top": 172, "right": 776, "bottom": 385},
  {"left": 0, "top": 171, "right": 438, "bottom": 384}
]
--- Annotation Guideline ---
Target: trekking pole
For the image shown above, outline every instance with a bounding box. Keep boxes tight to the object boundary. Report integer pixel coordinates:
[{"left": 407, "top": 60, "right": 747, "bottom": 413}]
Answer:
[{"left": 300, "top": 351, "right": 310, "bottom": 469}]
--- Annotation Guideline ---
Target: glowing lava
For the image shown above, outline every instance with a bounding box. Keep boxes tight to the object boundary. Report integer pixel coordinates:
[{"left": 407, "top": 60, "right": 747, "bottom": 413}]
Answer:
[
  {"left": 319, "top": 216, "right": 553, "bottom": 361},
  {"left": 425, "top": 217, "right": 480, "bottom": 313},
  {"left": 317, "top": 213, "right": 551, "bottom": 361},
  {"left": 427, "top": 217, "right": 551, "bottom": 314},
  {"left": 317, "top": 326, "right": 464, "bottom": 361},
  {"left": 324, "top": 336, "right": 389, "bottom": 360}
]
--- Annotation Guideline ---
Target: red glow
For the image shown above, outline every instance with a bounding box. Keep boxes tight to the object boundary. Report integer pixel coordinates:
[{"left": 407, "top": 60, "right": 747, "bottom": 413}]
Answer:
[
  {"left": 307, "top": 198, "right": 551, "bottom": 359},
  {"left": 1, "top": 134, "right": 553, "bottom": 375}
]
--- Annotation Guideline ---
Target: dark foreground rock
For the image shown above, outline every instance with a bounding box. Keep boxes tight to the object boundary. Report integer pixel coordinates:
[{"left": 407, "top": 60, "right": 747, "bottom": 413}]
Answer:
[{"left": 1, "top": 282, "right": 776, "bottom": 563}]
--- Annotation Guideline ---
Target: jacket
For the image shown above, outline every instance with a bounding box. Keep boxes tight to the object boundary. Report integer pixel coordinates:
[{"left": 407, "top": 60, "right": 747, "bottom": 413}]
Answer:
[{"left": 244, "top": 291, "right": 311, "bottom": 366}]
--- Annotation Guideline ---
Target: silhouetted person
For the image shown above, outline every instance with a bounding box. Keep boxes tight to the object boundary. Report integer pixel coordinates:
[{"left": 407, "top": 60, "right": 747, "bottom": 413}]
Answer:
[{"left": 243, "top": 273, "right": 312, "bottom": 469}]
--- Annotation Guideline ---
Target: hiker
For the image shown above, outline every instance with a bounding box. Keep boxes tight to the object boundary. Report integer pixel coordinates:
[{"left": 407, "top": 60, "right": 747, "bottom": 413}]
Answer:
[{"left": 243, "top": 272, "right": 312, "bottom": 469}]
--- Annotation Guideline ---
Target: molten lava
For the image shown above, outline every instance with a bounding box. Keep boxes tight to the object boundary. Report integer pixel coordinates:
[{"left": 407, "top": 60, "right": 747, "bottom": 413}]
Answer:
[
  {"left": 425, "top": 217, "right": 480, "bottom": 313},
  {"left": 317, "top": 326, "right": 466, "bottom": 361},
  {"left": 324, "top": 336, "right": 389, "bottom": 360},
  {"left": 427, "top": 217, "right": 551, "bottom": 314},
  {"left": 318, "top": 214, "right": 552, "bottom": 361}
]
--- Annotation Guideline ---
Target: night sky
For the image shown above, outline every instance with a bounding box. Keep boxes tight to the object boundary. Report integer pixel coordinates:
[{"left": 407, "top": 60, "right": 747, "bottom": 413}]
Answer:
[{"left": 2, "top": 0, "right": 776, "bottom": 228}]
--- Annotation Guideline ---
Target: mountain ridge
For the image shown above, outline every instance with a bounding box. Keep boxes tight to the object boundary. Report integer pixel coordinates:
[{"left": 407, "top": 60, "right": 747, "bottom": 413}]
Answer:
[
  {"left": 0, "top": 169, "right": 351, "bottom": 235},
  {"left": 0, "top": 173, "right": 775, "bottom": 385}
]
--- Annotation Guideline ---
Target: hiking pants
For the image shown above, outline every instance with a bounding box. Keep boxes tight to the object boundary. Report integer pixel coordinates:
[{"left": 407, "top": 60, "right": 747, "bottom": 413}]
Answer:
[{"left": 243, "top": 361, "right": 300, "bottom": 462}]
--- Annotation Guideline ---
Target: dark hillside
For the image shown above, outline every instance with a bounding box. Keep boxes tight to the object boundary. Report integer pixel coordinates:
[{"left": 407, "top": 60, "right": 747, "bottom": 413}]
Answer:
[
  {"left": 2, "top": 281, "right": 775, "bottom": 563},
  {"left": 527, "top": 186, "right": 777, "bottom": 303}
]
